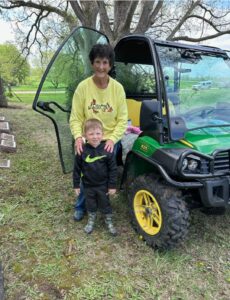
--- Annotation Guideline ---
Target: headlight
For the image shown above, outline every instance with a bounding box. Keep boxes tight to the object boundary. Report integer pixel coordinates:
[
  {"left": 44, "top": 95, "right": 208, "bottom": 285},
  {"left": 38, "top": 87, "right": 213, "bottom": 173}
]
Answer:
[
  {"left": 181, "top": 155, "right": 201, "bottom": 173},
  {"left": 180, "top": 153, "right": 210, "bottom": 175},
  {"left": 182, "top": 158, "right": 188, "bottom": 170},
  {"left": 187, "top": 159, "right": 198, "bottom": 171}
]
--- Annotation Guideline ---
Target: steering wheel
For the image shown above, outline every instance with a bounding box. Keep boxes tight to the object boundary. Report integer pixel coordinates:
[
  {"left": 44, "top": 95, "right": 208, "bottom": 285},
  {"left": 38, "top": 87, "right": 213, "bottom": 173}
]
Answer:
[{"left": 183, "top": 106, "right": 215, "bottom": 121}]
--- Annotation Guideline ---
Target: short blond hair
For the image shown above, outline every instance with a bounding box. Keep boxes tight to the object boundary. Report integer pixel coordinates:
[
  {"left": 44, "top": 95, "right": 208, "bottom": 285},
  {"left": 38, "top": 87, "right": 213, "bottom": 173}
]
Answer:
[{"left": 84, "top": 118, "right": 103, "bottom": 134}]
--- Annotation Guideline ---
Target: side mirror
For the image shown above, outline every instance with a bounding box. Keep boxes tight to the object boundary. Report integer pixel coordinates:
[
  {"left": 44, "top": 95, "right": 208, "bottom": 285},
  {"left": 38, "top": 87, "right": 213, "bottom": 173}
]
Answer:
[
  {"left": 169, "top": 117, "right": 187, "bottom": 140},
  {"left": 140, "top": 100, "right": 161, "bottom": 131},
  {"left": 140, "top": 100, "right": 163, "bottom": 143}
]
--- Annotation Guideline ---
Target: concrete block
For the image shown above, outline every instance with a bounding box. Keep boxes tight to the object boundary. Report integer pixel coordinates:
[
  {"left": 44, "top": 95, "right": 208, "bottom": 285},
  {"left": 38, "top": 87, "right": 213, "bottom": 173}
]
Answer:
[
  {"left": 0, "top": 133, "right": 15, "bottom": 142},
  {"left": 0, "top": 159, "right": 10, "bottom": 168},
  {"left": 0, "top": 122, "right": 10, "bottom": 133},
  {"left": 0, "top": 139, "right": 16, "bottom": 152}
]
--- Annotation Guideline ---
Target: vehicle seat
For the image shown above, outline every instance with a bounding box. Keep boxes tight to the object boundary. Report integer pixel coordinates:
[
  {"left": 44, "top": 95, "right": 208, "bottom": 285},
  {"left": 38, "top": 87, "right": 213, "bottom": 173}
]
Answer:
[
  {"left": 127, "top": 99, "right": 141, "bottom": 127},
  {"left": 126, "top": 99, "right": 142, "bottom": 126},
  {"left": 120, "top": 99, "right": 142, "bottom": 165}
]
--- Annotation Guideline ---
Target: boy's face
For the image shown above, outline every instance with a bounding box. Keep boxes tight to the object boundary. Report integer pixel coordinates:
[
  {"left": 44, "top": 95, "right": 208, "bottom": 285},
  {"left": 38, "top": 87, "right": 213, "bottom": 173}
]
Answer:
[{"left": 85, "top": 127, "right": 103, "bottom": 147}]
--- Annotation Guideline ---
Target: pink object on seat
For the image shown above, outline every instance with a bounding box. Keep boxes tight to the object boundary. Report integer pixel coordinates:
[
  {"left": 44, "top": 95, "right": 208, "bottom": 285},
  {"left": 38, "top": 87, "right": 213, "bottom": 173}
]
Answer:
[{"left": 125, "top": 125, "right": 142, "bottom": 135}]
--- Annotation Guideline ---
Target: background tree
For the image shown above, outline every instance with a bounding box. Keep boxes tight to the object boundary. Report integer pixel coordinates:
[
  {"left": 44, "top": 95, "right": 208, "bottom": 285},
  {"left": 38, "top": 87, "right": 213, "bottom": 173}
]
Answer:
[
  {"left": 0, "top": 43, "right": 30, "bottom": 107},
  {"left": 0, "top": 1, "right": 229, "bottom": 107},
  {"left": 0, "top": 0, "right": 229, "bottom": 53}
]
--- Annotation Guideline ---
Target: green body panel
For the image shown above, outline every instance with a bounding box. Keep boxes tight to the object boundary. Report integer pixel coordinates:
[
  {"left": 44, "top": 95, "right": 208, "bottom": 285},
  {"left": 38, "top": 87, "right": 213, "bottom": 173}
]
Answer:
[
  {"left": 184, "top": 127, "right": 230, "bottom": 155},
  {"left": 132, "top": 137, "right": 160, "bottom": 157},
  {"left": 132, "top": 136, "right": 187, "bottom": 157},
  {"left": 133, "top": 126, "right": 230, "bottom": 160}
]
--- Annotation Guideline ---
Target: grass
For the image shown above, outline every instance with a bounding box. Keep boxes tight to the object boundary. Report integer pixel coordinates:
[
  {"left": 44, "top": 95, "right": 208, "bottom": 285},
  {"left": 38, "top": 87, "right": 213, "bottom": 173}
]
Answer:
[
  {"left": 0, "top": 102, "right": 230, "bottom": 300},
  {"left": 8, "top": 78, "right": 68, "bottom": 105},
  {"left": 9, "top": 91, "right": 67, "bottom": 105}
]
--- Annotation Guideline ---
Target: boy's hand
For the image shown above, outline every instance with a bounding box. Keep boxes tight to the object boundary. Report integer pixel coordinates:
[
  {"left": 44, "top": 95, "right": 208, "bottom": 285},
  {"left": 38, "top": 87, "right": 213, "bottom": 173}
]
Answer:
[
  {"left": 74, "top": 188, "right": 80, "bottom": 196},
  {"left": 108, "top": 189, "right": 116, "bottom": 195}
]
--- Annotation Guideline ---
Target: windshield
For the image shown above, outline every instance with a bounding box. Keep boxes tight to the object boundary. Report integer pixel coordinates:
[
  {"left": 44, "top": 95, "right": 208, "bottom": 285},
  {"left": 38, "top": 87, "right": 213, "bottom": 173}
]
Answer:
[{"left": 156, "top": 44, "right": 230, "bottom": 136}]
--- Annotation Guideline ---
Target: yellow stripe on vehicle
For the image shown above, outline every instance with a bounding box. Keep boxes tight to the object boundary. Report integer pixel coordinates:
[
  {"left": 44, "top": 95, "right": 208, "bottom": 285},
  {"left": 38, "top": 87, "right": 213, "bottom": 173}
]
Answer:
[{"left": 179, "top": 139, "right": 193, "bottom": 148}]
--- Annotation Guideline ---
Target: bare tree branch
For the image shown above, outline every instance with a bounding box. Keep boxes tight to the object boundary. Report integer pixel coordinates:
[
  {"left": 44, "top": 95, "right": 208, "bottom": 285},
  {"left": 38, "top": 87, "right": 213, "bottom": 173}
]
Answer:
[
  {"left": 21, "top": 10, "right": 51, "bottom": 57},
  {"left": 69, "top": 0, "right": 100, "bottom": 28},
  {"left": 96, "top": 1, "right": 113, "bottom": 41},
  {"left": 0, "top": 0, "right": 75, "bottom": 25},
  {"left": 150, "top": 0, "right": 164, "bottom": 25},
  {"left": 187, "top": 14, "right": 223, "bottom": 32},
  {"left": 198, "top": 3, "right": 230, "bottom": 19},
  {"left": 171, "top": 29, "right": 230, "bottom": 42},
  {"left": 135, "top": 0, "right": 163, "bottom": 34},
  {"left": 0, "top": 0, "right": 230, "bottom": 56},
  {"left": 134, "top": 0, "right": 155, "bottom": 33},
  {"left": 114, "top": 0, "right": 139, "bottom": 40},
  {"left": 16, "top": 11, "right": 35, "bottom": 22},
  {"left": 120, "top": 0, "right": 139, "bottom": 34},
  {"left": 167, "top": 0, "right": 201, "bottom": 40}
]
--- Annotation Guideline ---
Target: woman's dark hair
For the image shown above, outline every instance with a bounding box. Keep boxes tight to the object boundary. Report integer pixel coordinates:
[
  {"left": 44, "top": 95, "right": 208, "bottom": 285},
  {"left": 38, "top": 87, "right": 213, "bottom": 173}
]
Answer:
[{"left": 89, "top": 44, "right": 115, "bottom": 66}]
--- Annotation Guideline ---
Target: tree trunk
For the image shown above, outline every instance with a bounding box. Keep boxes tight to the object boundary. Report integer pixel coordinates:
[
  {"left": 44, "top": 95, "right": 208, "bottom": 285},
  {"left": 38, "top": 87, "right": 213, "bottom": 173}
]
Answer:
[{"left": 0, "top": 77, "right": 8, "bottom": 108}]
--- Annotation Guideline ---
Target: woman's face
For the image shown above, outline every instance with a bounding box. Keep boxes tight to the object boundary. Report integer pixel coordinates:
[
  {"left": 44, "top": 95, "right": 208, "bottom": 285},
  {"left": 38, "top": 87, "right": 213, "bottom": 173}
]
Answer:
[{"left": 92, "top": 57, "right": 111, "bottom": 79}]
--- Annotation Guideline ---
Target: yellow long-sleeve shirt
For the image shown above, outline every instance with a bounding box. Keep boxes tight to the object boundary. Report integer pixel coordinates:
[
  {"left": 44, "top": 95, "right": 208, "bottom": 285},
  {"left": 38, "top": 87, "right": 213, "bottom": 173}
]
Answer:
[{"left": 69, "top": 76, "right": 128, "bottom": 143}]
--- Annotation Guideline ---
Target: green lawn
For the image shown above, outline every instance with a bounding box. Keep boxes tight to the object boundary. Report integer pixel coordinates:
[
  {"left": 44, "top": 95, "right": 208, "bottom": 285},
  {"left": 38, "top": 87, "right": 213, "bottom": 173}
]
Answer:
[
  {"left": 12, "top": 79, "right": 67, "bottom": 92},
  {"left": 9, "top": 91, "right": 67, "bottom": 105},
  {"left": 0, "top": 103, "right": 229, "bottom": 299}
]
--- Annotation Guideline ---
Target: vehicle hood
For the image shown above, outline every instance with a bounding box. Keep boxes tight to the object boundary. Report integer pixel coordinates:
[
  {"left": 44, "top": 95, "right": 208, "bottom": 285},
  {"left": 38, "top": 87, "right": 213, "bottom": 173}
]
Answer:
[{"left": 183, "top": 126, "right": 230, "bottom": 155}]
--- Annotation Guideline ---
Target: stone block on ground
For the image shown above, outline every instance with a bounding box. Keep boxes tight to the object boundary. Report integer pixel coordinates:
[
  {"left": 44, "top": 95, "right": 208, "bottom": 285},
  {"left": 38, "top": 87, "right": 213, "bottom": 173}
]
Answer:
[
  {"left": 0, "top": 122, "right": 10, "bottom": 133},
  {"left": 0, "top": 116, "right": 6, "bottom": 121},
  {"left": 0, "top": 159, "right": 10, "bottom": 168},
  {"left": 0, "top": 139, "right": 16, "bottom": 152},
  {"left": 0, "top": 133, "right": 15, "bottom": 142}
]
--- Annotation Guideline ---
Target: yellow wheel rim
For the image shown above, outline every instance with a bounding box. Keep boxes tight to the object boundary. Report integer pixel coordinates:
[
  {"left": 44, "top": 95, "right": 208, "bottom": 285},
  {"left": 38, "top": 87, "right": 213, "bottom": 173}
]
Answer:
[{"left": 133, "top": 190, "right": 162, "bottom": 235}]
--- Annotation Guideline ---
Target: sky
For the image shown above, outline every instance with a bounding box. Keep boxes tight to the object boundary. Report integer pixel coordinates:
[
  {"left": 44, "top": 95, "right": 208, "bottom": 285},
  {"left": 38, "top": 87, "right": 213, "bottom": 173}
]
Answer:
[
  {"left": 0, "top": 20, "right": 14, "bottom": 44},
  {"left": 0, "top": 18, "right": 230, "bottom": 51}
]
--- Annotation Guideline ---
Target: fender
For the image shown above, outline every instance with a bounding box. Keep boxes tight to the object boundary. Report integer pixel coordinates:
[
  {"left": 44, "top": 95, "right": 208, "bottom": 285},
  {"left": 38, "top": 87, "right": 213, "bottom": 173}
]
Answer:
[{"left": 121, "top": 151, "right": 203, "bottom": 189}]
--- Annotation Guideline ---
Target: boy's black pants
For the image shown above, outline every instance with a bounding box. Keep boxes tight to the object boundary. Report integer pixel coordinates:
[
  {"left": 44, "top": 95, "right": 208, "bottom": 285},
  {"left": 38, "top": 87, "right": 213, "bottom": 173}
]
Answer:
[{"left": 84, "top": 185, "right": 112, "bottom": 214}]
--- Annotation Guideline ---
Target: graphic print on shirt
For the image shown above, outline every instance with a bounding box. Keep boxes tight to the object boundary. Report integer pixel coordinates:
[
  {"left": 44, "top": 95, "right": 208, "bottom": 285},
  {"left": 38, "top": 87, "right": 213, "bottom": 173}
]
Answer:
[
  {"left": 85, "top": 154, "right": 106, "bottom": 163},
  {"left": 88, "top": 99, "right": 113, "bottom": 114}
]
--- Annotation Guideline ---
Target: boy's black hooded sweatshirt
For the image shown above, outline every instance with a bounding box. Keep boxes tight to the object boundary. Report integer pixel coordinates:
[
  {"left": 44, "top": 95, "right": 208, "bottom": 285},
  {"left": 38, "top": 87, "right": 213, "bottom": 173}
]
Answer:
[{"left": 73, "top": 141, "right": 117, "bottom": 189}]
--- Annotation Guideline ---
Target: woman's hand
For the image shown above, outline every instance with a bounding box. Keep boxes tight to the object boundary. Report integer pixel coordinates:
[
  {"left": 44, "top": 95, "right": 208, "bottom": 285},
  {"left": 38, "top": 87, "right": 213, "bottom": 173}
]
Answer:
[
  {"left": 104, "top": 139, "right": 114, "bottom": 153},
  {"left": 75, "top": 137, "right": 84, "bottom": 155}
]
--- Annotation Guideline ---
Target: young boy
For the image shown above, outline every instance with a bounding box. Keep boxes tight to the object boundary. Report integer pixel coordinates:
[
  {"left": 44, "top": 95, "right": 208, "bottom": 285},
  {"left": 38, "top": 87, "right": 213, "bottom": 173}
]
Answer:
[{"left": 73, "top": 118, "right": 117, "bottom": 235}]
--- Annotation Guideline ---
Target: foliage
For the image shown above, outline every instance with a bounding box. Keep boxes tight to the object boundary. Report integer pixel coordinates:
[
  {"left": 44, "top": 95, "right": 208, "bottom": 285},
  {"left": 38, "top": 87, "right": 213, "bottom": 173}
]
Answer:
[
  {"left": 116, "top": 62, "right": 156, "bottom": 96},
  {"left": 0, "top": 1, "right": 229, "bottom": 55},
  {"left": 0, "top": 43, "right": 30, "bottom": 85},
  {"left": 0, "top": 43, "right": 30, "bottom": 107}
]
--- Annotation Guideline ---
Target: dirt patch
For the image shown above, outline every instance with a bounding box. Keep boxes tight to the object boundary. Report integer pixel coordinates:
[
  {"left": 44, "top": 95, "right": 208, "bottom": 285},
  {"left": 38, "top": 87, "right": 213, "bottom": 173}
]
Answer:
[
  {"left": 2, "top": 104, "right": 28, "bottom": 110},
  {"left": 38, "top": 282, "right": 65, "bottom": 299}
]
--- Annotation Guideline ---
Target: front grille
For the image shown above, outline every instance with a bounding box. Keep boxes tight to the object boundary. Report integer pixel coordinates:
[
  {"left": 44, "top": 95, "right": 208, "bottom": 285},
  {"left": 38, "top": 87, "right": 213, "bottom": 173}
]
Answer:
[{"left": 213, "top": 150, "right": 230, "bottom": 173}]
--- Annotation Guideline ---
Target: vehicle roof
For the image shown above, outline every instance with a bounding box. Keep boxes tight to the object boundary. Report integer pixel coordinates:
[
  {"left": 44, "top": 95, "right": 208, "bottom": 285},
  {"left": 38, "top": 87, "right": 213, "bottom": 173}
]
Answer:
[{"left": 117, "top": 34, "right": 227, "bottom": 55}]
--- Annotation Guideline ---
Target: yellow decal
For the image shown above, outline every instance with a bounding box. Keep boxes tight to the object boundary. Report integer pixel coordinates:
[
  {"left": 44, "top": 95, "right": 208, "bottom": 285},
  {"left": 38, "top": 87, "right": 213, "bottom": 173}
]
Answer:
[
  {"left": 180, "top": 139, "right": 193, "bottom": 148},
  {"left": 140, "top": 144, "right": 148, "bottom": 152}
]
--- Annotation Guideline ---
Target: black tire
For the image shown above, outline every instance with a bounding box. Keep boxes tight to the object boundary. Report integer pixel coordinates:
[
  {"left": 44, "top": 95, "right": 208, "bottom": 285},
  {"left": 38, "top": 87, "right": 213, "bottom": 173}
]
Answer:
[{"left": 128, "top": 174, "right": 189, "bottom": 250}]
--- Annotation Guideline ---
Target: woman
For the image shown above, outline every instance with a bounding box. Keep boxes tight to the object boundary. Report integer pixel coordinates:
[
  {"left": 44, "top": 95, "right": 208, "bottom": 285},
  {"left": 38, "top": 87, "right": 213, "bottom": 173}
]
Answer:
[{"left": 69, "top": 44, "right": 128, "bottom": 221}]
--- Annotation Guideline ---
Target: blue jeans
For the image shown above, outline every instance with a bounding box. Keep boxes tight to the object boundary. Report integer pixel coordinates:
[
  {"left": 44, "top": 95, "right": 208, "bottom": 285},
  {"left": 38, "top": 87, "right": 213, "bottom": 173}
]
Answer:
[
  {"left": 74, "top": 142, "right": 120, "bottom": 213},
  {"left": 74, "top": 181, "right": 86, "bottom": 213}
]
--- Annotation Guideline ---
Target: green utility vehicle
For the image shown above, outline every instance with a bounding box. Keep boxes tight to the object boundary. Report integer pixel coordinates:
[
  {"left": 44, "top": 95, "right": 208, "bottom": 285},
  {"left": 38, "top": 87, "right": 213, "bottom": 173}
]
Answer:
[{"left": 33, "top": 27, "right": 230, "bottom": 250}]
